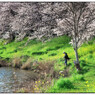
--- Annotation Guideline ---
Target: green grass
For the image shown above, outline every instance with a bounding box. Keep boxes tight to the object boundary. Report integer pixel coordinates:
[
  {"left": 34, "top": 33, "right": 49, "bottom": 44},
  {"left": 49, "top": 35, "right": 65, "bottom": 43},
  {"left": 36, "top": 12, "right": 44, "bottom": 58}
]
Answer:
[
  {"left": 48, "top": 77, "right": 74, "bottom": 93},
  {"left": 0, "top": 35, "right": 95, "bottom": 92}
]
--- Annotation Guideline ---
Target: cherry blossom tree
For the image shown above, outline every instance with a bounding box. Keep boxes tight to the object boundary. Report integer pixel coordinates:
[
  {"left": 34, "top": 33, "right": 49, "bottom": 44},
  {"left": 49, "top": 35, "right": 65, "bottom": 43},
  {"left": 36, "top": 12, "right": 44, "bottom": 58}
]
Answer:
[{"left": 57, "top": 2, "right": 95, "bottom": 68}]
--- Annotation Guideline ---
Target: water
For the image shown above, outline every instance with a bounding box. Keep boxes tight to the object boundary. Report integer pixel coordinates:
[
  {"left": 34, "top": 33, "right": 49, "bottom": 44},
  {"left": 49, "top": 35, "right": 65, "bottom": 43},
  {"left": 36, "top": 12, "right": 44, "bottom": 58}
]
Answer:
[{"left": 0, "top": 67, "right": 37, "bottom": 93}]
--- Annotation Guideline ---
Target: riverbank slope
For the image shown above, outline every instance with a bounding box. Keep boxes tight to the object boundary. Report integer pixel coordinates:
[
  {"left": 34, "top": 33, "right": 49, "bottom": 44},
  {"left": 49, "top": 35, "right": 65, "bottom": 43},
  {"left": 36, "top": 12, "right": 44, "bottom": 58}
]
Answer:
[{"left": 0, "top": 35, "right": 95, "bottom": 92}]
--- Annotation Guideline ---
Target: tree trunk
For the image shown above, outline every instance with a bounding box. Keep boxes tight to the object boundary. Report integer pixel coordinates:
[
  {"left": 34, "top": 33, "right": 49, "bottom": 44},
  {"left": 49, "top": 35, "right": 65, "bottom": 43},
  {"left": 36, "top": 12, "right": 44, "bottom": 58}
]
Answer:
[
  {"left": 74, "top": 48, "right": 79, "bottom": 64},
  {"left": 73, "top": 11, "right": 81, "bottom": 71},
  {"left": 74, "top": 38, "right": 81, "bottom": 71},
  {"left": 74, "top": 47, "right": 81, "bottom": 71}
]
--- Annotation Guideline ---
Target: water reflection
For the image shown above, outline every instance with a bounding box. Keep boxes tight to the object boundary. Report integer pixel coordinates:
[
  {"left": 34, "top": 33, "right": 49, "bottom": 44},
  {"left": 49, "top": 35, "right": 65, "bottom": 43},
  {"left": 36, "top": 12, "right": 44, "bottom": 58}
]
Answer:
[{"left": 0, "top": 67, "right": 35, "bottom": 93}]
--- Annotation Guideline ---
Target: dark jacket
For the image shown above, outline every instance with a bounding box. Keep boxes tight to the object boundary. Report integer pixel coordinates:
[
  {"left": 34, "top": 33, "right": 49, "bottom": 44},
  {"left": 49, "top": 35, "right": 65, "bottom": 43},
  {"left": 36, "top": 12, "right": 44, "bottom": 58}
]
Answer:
[{"left": 64, "top": 53, "right": 70, "bottom": 60}]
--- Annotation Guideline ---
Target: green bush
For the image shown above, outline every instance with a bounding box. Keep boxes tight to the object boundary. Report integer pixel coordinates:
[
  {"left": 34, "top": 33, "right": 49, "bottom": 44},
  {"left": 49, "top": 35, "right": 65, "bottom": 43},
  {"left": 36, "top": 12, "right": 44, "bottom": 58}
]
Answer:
[
  {"left": 87, "top": 54, "right": 93, "bottom": 58},
  {"left": 48, "top": 53, "right": 57, "bottom": 56},
  {"left": 80, "top": 60, "right": 87, "bottom": 67},
  {"left": 78, "top": 66, "right": 89, "bottom": 74},
  {"left": 32, "top": 51, "right": 47, "bottom": 55},
  {"left": 55, "top": 78, "right": 74, "bottom": 89},
  {"left": 71, "top": 74, "right": 84, "bottom": 81},
  {"left": 46, "top": 48, "right": 56, "bottom": 51}
]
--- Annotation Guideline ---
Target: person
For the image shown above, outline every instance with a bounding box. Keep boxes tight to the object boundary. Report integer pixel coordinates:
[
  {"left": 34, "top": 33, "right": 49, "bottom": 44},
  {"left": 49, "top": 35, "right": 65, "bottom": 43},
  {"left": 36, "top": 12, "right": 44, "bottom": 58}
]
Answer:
[{"left": 63, "top": 52, "right": 70, "bottom": 66}]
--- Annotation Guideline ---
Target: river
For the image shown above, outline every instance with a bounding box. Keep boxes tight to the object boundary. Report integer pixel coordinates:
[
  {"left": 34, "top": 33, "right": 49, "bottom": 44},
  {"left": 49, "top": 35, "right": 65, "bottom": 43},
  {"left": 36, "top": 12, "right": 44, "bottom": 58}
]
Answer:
[{"left": 0, "top": 67, "right": 37, "bottom": 93}]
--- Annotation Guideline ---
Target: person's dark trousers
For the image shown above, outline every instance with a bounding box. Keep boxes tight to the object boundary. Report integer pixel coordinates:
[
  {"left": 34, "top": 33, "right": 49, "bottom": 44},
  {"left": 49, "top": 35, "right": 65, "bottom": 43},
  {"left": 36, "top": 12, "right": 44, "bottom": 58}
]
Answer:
[{"left": 65, "top": 59, "right": 67, "bottom": 66}]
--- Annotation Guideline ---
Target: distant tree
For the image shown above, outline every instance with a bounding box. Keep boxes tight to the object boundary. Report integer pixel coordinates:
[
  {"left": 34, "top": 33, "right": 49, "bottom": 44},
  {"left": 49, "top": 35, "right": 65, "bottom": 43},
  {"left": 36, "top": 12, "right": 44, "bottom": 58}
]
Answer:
[
  {"left": 10, "top": 2, "right": 58, "bottom": 42},
  {"left": 10, "top": 3, "right": 43, "bottom": 41},
  {"left": 0, "top": 2, "right": 20, "bottom": 40},
  {"left": 58, "top": 2, "right": 95, "bottom": 68}
]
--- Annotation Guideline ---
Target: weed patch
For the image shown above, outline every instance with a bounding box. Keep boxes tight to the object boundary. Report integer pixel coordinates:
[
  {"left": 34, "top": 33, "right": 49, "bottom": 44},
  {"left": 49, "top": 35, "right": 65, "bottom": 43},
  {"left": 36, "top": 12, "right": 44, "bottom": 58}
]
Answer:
[
  {"left": 32, "top": 51, "right": 47, "bottom": 55},
  {"left": 53, "top": 77, "right": 74, "bottom": 89},
  {"left": 12, "top": 57, "right": 22, "bottom": 68},
  {"left": 21, "top": 58, "right": 32, "bottom": 70},
  {"left": 48, "top": 53, "right": 57, "bottom": 56},
  {"left": 70, "top": 74, "right": 85, "bottom": 82}
]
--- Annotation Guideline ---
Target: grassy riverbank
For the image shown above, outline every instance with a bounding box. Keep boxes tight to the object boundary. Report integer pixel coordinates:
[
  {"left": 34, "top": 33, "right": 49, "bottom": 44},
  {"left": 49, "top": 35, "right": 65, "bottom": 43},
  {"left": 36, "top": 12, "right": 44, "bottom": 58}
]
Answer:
[{"left": 0, "top": 35, "right": 95, "bottom": 92}]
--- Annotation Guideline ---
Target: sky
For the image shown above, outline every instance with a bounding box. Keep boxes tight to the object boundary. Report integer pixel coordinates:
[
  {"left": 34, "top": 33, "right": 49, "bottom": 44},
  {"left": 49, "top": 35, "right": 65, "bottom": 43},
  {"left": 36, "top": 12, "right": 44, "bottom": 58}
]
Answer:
[{"left": 0, "top": 0, "right": 95, "bottom": 2}]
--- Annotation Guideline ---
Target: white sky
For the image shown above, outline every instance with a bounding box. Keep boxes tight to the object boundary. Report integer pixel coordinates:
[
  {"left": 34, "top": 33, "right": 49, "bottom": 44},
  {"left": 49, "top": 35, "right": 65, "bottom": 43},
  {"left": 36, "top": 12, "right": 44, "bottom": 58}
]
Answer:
[{"left": 0, "top": 0, "right": 95, "bottom": 2}]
